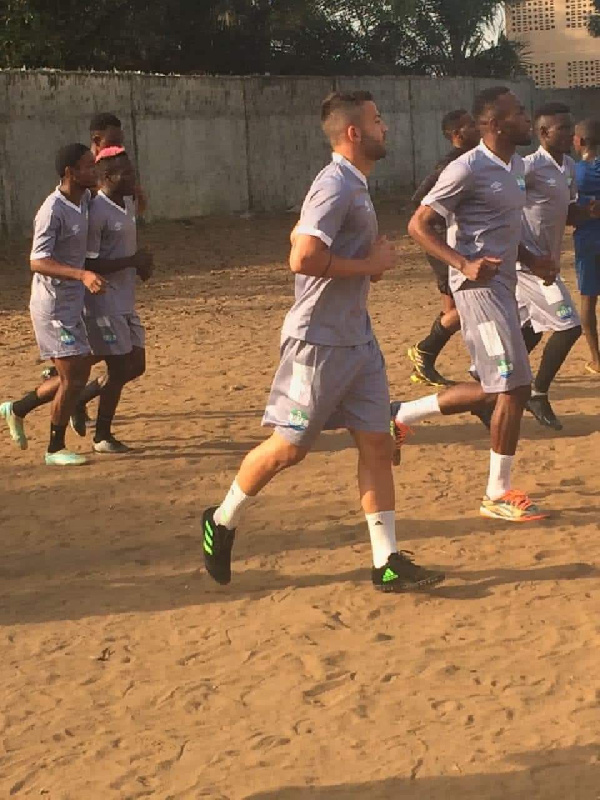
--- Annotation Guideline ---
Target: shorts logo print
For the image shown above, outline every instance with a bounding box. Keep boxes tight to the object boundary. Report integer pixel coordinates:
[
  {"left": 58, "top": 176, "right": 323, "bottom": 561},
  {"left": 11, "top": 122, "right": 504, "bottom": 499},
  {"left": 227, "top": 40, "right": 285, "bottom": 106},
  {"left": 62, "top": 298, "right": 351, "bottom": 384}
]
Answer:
[{"left": 497, "top": 358, "right": 514, "bottom": 378}]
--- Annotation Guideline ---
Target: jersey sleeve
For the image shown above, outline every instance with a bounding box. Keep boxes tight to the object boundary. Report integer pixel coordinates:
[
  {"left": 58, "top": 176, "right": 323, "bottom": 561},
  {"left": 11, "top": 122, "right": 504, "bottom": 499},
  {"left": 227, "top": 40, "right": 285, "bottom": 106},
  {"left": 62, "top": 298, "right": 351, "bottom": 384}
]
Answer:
[
  {"left": 421, "top": 159, "right": 472, "bottom": 220},
  {"left": 86, "top": 202, "right": 105, "bottom": 259},
  {"left": 296, "top": 177, "right": 352, "bottom": 247},
  {"left": 30, "top": 204, "right": 60, "bottom": 261}
]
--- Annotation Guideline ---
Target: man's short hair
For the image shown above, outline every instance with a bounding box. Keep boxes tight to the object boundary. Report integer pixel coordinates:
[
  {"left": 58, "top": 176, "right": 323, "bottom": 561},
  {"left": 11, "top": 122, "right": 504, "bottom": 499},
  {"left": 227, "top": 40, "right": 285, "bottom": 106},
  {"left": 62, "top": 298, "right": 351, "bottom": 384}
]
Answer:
[
  {"left": 576, "top": 118, "right": 600, "bottom": 147},
  {"left": 321, "top": 91, "right": 374, "bottom": 144},
  {"left": 55, "top": 143, "right": 90, "bottom": 178},
  {"left": 534, "top": 102, "right": 571, "bottom": 123},
  {"left": 441, "top": 109, "right": 468, "bottom": 139},
  {"left": 90, "top": 112, "right": 122, "bottom": 132},
  {"left": 472, "top": 86, "right": 511, "bottom": 121}
]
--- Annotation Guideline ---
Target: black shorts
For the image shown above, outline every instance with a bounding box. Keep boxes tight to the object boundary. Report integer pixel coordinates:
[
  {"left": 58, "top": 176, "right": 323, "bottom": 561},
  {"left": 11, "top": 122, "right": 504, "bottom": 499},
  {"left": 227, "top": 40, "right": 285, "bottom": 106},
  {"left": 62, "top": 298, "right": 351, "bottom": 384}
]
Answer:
[{"left": 427, "top": 255, "right": 451, "bottom": 296}]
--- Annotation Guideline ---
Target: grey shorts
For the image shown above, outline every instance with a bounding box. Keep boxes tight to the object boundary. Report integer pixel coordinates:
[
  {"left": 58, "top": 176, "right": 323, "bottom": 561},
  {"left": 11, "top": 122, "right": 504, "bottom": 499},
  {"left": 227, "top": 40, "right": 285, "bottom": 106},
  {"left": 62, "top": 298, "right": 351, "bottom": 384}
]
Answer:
[
  {"left": 517, "top": 271, "right": 581, "bottom": 333},
  {"left": 84, "top": 312, "right": 146, "bottom": 357},
  {"left": 31, "top": 312, "right": 91, "bottom": 360},
  {"left": 454, "top": 282, "right": 532, "bottom": 394},
  {"left": 262, "top": 337, "right": 390, "bottom": 448}
]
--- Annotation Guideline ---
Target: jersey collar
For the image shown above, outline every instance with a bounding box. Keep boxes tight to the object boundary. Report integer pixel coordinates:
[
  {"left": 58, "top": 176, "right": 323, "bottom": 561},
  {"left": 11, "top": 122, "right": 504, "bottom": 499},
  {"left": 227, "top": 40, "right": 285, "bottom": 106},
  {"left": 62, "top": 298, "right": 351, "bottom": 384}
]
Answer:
[
  {"left": 332, "top": 153, "right": 368, "bottom": 187},
  {"left": 477, "top": 141, "right": 516, "bottom": 172},
  {"left": 98, "top": 189, "right": 130, "bottom": 215},
  {"left": 54, "top": 187, "right": 88, "bottom": 213},
  {"left": 537, "top": 146, "right": 566, "bottom": 173}
]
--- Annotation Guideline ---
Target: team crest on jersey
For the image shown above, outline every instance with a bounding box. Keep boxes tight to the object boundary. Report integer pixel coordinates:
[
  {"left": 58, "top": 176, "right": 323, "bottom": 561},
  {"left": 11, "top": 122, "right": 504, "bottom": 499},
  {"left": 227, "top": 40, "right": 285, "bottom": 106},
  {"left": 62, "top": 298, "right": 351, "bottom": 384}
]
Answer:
[
  {"left": 546, "top": 178, "right": 557, "bottom": 186},
  {"left": 557, "top": 303, "right": 573, "bottom": 320},
  {"left": 72, "top": 224, "right": 81, "bottom": 234}
]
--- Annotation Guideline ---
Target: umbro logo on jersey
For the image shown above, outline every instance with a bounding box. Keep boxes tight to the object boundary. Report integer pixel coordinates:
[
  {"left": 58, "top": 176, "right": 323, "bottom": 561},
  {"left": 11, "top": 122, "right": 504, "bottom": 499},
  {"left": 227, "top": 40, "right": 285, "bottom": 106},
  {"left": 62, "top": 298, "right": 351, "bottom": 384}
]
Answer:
[
  {"left": 547, "top": 178, "right": 557, "bottom": 186},
  {"left": 113, "top": 222, "right": 123, "bottom": 231},
  {"left": 72, "top": 224, "right": 81, "bottom": 234},
  {"left": 491, "top": 181, "right": 503, "bottom": 193}
]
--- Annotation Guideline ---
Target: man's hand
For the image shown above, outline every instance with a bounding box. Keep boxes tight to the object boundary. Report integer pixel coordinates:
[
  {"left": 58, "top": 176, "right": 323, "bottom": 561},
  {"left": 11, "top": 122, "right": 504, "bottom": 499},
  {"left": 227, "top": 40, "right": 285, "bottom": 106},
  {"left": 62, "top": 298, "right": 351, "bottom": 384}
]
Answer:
[
  {"left": 134, "top": 249, "right": 154, "bottom": 281},
  {"left": 460, "top": 256, "right": 502, "bottom": 282},
  {"left": 81, "top": 271, "right": 108, "bottom": 294},
  {"left": 589, "top": 199, "right": 600, "bottom": 220},
  {"left": 368, "top": 236, "right": 396, "bottom": 279},
  {"left": 529, "top": 255, "right": 558, "bottom": 286}
]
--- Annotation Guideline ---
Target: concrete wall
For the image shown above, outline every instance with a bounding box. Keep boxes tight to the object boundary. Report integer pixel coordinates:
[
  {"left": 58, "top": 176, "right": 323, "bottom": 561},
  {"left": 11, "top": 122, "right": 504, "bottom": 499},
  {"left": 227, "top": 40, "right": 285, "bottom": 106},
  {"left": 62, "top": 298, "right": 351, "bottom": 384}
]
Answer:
[{"left": 1, "top": 70, "right": 599, "bottom": 233}]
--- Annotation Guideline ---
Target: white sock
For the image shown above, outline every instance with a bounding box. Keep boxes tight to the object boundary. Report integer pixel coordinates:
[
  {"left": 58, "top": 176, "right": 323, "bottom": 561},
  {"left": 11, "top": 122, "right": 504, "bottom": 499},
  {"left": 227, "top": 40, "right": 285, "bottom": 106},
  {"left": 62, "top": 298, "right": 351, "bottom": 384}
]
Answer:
[
  {"left": 213, "top": 479, "right": 252, "bottom": 530},
  {"left": 395, "top": 394, "right": 441, "bottom": 425},
  {"left": 486, "top": 450, "right": 514, "bottom": 500},
  {"left": 366, "top": 510, "right": 397, "bottom": 569}
]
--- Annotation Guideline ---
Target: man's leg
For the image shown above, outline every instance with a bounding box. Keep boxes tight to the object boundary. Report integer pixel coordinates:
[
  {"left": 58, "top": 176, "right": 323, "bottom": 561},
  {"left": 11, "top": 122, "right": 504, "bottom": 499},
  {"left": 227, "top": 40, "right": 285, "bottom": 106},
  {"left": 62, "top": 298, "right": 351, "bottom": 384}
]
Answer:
[
  {"left": 46, "top": 355, "right": 92, "bottom": 465},
  {"left": 518, "top": 273, "right": 582, "bottom": 429},
  {"left": 408, "top": 259, "right": 459, "bottom": 387},
  {"left": 203, "top": 432, "right": 309, "bottom": 584},
  {"left": 93, "top": 347, "right": 145, "bottom": 452},
  {"left": 581, "top": 295, "right": 600, "bottom": 372},
  {"left": 1, "top": 375, "right": 61, "bottom": 450},
  {"left": 349, "top": 428, "right": 443, "bottom": 591}
]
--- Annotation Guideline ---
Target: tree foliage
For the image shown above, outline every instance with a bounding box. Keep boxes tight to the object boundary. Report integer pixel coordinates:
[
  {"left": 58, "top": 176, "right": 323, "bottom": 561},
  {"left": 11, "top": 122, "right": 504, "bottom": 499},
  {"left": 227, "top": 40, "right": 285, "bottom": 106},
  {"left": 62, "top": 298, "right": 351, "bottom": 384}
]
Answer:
[
  {"left": 589, "top": 0, "right": 600, "bottom": 36},
  {"left": 0, "top": 0, "right": 526, "bottom": 77}
]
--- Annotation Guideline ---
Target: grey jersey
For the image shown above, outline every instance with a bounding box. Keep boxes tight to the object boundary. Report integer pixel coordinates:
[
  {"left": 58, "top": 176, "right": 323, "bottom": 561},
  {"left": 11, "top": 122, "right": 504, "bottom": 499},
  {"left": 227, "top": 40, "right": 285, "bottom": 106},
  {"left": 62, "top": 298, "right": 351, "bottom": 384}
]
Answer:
[
  {"left": 422, "top": 142, "right": 526, "bottom": 293},
  {"left": 518, "top": 147, "right": 577, "bottom": 271},
  {"left": 29, "top": 188, "right": 91, "bottom": 323},
  {"left": 85, "top": 192, "right": 137, "bottom": 316},
  {"left": 281, "top": 153, "right": 378, "bottom": 347}
]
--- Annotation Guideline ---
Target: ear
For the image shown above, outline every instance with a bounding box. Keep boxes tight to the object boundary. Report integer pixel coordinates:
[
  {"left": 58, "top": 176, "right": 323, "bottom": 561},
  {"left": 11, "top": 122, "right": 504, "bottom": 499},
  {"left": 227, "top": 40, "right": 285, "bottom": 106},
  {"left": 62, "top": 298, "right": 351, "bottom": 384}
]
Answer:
[{"left": 347, "top": 123, "right": 361, "bottom": 144}]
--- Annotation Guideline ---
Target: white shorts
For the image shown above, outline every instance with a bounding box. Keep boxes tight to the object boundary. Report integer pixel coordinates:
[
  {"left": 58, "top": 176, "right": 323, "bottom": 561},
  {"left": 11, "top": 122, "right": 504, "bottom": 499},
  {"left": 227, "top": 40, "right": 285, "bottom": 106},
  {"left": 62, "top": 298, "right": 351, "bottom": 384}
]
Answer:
[{"left": 517, "top": 271, "right": 580, "bottom": 333}]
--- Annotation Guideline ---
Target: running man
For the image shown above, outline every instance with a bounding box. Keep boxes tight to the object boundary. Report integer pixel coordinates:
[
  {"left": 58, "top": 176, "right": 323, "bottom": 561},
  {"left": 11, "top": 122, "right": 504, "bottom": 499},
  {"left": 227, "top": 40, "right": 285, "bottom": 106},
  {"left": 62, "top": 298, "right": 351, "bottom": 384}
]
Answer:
[
  {"left": 202, "top": 91, "right": 444, "bottom": 593},
  {"left": 81, "top": 146, "right": 151, "bottom": 452},
  {"left": 1, "top": 144, "right": 106, "bottom": 465},
  {"left": 517, "top": 104, "right": 599, "bottom": 429},
  {"left": 393, "top": 87, "right": 556, "bottom": 522},
  {"left": 408, "top": 109, "right": 480, "bottom": 387},
  {"left": 572, "top": 118, "right": 600, "bottom": 374}
]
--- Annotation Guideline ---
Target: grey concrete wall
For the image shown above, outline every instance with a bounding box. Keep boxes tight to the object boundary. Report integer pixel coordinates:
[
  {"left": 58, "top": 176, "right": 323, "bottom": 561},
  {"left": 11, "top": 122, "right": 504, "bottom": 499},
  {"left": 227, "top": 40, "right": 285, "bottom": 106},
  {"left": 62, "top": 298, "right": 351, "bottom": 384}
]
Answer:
[{"left": 1, "top": 70, "right": 598, "bottom": 233}]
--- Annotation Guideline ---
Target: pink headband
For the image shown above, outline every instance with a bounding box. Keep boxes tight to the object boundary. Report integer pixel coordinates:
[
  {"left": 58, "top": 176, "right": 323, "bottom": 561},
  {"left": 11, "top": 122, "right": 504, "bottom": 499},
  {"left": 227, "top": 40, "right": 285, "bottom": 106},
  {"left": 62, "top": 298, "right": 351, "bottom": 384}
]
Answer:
[{"left": 95, "top": 146, "right": 126, "bottom": 163}]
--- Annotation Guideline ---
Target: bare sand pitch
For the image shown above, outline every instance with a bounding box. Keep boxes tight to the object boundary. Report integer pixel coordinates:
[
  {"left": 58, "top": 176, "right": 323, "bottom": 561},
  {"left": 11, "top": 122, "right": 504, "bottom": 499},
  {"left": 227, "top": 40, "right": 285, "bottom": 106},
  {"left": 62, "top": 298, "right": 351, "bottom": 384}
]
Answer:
[{"left": 1, "top": 201, "right": 599, "bottom": 799}]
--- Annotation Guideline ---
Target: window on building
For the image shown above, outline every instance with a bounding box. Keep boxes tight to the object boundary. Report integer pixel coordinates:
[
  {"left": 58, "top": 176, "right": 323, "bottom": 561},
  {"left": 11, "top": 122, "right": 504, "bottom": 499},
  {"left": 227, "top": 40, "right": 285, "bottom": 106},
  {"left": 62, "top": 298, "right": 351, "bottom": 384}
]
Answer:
[
  {"left": 506, "top": 0, "right": 556, "bottom": 33},
  {"left": 567, "top": 60, "right": 600, "bottom": 86},
  {"left": 565, "top": 0, "right": 595, "bottom": 28},
  {"left": 526, "top": 61, "right": 557, "bottom": 88}
]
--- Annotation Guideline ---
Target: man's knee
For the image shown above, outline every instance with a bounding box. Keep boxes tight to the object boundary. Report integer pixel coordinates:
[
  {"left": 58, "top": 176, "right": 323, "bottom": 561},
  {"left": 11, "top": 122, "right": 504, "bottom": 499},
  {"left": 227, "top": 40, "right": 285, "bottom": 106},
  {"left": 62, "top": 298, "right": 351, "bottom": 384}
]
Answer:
[
  {"left": 354, "top": 431, "right": 394, "bottom": 464},
  {"left": 275, "top": 440, "right": 308, "bottom": 469}
]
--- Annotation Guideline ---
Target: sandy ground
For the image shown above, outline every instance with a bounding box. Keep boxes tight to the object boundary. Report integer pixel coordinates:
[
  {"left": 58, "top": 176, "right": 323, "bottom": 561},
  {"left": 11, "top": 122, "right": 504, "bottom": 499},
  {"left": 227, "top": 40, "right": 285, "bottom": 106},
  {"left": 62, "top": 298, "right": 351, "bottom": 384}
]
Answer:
[{"left": 1, "top": 200, "right": 599, "bottom": 800}]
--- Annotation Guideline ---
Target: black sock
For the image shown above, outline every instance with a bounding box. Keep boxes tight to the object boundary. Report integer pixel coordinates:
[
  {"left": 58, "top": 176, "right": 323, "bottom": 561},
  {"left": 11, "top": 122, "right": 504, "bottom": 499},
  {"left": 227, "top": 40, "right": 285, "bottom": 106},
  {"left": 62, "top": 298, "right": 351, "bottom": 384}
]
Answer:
[
  {"left": 521, "top": 323, "right": 543, "bottom": 354},
  {"left": 77, "top": 378, "right": 104, "bottom": 408},
  {"left": 534, "top": 326, "right": 582, "bottom": 394},
  {"left": 94, "top": 415, "right": 113, "bottom": 442},
  {"left": 48, "top": 423, "right": 67, "bottom": 453},
  {"left": 418, "top": 316, "right": 456, "bottom": 360},
  {"left": 12, "top": 390, "right": 50, "bottom": 419}
]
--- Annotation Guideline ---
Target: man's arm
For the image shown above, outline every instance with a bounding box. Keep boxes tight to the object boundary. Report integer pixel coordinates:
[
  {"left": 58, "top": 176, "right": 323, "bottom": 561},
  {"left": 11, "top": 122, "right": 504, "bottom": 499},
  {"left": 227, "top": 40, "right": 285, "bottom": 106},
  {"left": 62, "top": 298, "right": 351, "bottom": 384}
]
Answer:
[
  {"left": 567, "top": 200, "right": 600, "bottom": 226},
  {"left": 408, "top": 206, "right": 500, "bottom": 282},
  {"left": 31, "top": 258, "right": 107, "bottom": 294},
  {"left": 290, "top": 233, "right": 395, "bottom": 279},
  {"left": 517, "top": 245, "right": 558, "bottom": 285}
]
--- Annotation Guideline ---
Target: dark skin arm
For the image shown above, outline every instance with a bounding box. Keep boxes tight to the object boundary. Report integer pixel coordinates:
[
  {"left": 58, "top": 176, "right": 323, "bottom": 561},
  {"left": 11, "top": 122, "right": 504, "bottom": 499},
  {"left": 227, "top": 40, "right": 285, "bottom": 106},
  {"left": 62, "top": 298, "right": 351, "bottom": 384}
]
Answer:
[
  {"left": 517, "top": 245, "right": 558, "bottom": 285},
  {"left": 85, "top": 249, "right": 153, "bottom": 279},
  {"left": 567, "top": 200, "right": 600, "bottom": 226},
  {"left": 408, "top": 205, "right": 501, "bottom": 281}
]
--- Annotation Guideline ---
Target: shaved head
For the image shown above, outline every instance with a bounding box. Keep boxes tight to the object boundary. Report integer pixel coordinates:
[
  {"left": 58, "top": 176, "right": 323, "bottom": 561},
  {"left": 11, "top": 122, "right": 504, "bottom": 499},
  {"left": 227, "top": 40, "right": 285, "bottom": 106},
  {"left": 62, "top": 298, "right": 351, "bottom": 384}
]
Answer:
[{"left": 321, "top": 91, "right": 374, "bottom": 145}]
